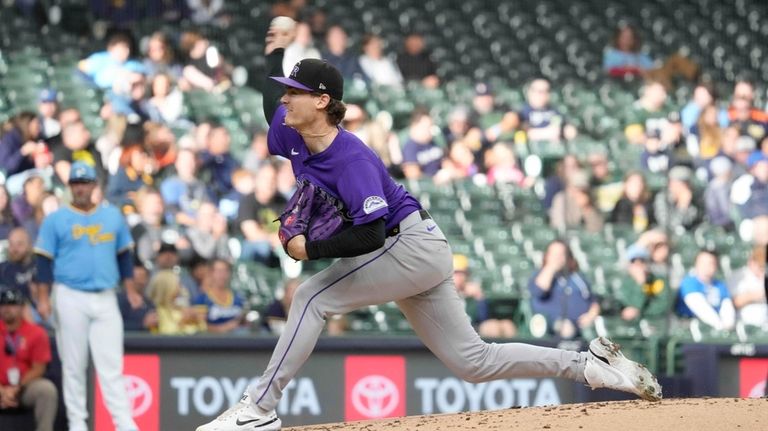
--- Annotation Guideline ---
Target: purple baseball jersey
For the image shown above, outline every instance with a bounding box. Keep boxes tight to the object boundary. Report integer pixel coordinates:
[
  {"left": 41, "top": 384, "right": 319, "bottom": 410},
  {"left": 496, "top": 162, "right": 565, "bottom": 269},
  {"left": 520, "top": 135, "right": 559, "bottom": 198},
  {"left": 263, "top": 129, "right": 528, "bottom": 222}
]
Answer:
[{"left": 268, "top": 105, "right": 421, "bottom": 231}]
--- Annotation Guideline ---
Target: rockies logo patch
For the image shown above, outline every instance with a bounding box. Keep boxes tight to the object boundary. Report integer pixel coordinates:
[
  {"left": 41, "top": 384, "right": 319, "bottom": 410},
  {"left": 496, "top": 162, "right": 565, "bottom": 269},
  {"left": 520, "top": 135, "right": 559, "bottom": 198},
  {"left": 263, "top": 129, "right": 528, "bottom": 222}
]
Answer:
[{"left": 363, "top": 196, "right": 387, "bottom": 214}]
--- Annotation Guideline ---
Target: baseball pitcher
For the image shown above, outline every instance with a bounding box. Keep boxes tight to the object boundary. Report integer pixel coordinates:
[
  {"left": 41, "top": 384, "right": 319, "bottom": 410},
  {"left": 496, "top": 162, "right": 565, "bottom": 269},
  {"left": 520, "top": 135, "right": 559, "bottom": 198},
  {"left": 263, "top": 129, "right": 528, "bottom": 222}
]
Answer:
[{"left": 197, "top": 22, "right": 662, "bottom": 431}]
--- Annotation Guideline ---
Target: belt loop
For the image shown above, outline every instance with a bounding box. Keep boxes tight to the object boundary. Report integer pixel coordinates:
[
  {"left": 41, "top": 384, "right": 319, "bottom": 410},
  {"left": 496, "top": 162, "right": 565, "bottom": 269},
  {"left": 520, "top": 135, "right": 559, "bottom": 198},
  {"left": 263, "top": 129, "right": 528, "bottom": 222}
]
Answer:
[{"left": 386, "top": 209, "right": 432, "bottom": 237}]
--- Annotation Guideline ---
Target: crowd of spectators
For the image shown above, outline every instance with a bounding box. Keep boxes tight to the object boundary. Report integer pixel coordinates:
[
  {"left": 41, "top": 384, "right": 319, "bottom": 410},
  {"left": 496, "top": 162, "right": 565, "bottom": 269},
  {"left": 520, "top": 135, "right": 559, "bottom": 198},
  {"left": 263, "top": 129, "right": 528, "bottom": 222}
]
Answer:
[{"left": 0, "top": 2, "right": 766, "bottom": 345}]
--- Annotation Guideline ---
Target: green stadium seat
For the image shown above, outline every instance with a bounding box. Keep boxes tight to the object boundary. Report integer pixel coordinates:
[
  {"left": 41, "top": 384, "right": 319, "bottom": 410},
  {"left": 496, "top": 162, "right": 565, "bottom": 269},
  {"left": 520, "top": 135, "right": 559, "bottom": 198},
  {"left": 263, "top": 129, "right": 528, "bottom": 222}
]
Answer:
[
  {"left": 347, "top": 307, "right": 379, "bottom": 333},
  {"left": 605, "top": 223, "right": 639, "bottom": 244},
  {"left": 518, "top": 222, "right": 557, "bottom": 249},
  {"left": 449, "top": 240, "right": 472, "bottom": 257},
  {"left": 484, "top": 294, "right": 521, "bottom": 323}
]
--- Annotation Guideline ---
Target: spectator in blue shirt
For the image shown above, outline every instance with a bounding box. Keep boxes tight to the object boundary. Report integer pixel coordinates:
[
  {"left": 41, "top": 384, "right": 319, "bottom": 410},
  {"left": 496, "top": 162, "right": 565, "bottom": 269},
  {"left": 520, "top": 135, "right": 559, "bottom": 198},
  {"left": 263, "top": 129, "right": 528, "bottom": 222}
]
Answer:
[
  {"left": 198, "top": 125, "right": 238, "bottom": 201},
  {"left": 519, "top": 78, "right": 577, "bottom": 144},
  {"left": 680, "top": 82, "right": 729, "bottom": 133},
  {"left": 0, "top": 112, "right": 44, "bottom": 177},
  {"left": 528, "top": 240, "right": 600, "bottom": 339},
  {"left": 603, "top": 24, "right": 654, "bottom": 79},
  {"left": 739, "top": 151, "right": 768, "bottom": 220},
  {"left": 0, "top": 228, "right": 35, "bottom": 306},
  {"left": 603, "top": 24, "right": 698, "bottom": 89},
  {"left": 106, "top": 143, "right": 154, "bottom": 211},
  {"left": 160, "top": 148, "right": 211, "bottom": 226},
  {"left": 78, "top": 32, "right": 142, "bottom": 90},
  {"left": 106, "top": 64, "right": 152, "bottom": 124},
  {"left": 401, "top": 108, "right": 443, "bottom": 179},
  {"left": 192, "top": 259, "right": 245, "bottom": 333},
  {"left": 676, "top": 249, "right": 735, "bottom": 331},
  {"left": 117, "top": 263, "right": 157, "bottom": 331},
  {"left": 321, "top": 25, "right": 368, "bottom": 84}
]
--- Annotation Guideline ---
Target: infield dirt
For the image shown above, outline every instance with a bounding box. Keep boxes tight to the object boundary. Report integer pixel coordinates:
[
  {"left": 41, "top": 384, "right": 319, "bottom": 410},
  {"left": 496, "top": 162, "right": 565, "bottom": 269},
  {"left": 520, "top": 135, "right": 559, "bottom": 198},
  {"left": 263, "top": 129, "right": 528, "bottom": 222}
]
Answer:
[{"left": 286, "top": 397, "right": 768, "bottom": 430}]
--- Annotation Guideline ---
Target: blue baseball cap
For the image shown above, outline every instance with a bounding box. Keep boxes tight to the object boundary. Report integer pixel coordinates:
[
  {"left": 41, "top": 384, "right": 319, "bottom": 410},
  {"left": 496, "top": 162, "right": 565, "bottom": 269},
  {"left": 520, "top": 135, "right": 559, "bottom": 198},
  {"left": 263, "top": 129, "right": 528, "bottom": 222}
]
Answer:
[
  {"left": 38, "top": 88, "right": 58, "bottom": 103},
  {"left": 626, "top": 244, "right": 650, "bottom": 262},
  {"left": 68, "top": 162, "right": 97, "bottom": 184},
  {"left": 747, "top": 151, "right": 768, "bottom": 169}
]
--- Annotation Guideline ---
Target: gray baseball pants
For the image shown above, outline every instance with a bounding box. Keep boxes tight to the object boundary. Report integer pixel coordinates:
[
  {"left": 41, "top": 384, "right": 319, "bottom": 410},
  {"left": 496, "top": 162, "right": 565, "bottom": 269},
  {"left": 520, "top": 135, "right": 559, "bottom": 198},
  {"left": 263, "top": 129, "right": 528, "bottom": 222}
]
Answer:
[{"left": 249, "top": 210, "right": 588, "bottom": 411}]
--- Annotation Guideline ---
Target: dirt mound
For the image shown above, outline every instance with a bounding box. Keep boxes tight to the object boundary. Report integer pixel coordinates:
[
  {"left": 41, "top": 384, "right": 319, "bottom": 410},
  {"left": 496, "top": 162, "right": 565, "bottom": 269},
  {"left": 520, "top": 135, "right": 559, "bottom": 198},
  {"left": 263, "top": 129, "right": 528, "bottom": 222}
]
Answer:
[{"left": 286, "top": 398, "right": 768, "bottom": 430}]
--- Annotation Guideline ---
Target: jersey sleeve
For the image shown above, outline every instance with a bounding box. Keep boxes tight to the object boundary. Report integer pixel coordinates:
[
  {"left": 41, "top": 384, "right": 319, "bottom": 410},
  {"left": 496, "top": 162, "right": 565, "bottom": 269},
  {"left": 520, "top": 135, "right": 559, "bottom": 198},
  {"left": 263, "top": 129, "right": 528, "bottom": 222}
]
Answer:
[
  {"left": 34, "top": 214, "right": 57, "bottom": 259},
  {"left": 267, "top": 105, "right": 289, "bottom": 157},
  {"left": 115, "top": 208, "right": 134, "bottom": 253},
  {"left": 337, "top": 159, "right": 389, "bottom": 225}
]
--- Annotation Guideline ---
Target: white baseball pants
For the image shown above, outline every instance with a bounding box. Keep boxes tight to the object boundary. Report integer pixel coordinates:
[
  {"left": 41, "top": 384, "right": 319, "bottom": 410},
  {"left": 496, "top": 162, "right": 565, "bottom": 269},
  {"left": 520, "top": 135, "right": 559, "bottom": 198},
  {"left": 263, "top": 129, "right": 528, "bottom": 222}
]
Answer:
[{"left": 52, "top": 283, "right": 137, "bottom": 431}]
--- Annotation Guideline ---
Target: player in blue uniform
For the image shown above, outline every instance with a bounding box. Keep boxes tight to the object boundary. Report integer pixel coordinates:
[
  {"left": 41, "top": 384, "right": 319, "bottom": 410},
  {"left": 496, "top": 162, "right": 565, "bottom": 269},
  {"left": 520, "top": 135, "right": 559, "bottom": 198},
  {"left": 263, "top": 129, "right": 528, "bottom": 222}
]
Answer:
[
  {"left": 33, "top": 162, "right": 140, "bottom": 431},
  {"left": 197, "top": 24, "right": 662, "bottom": 431}
]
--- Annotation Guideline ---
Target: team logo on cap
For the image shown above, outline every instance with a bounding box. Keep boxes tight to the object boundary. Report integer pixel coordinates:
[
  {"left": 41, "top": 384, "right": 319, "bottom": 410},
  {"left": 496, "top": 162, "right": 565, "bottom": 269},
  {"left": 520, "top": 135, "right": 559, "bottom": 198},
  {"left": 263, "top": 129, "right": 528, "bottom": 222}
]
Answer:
[
  {"left": 291, "top": 64, "right": 300, "bottom": 77},
  {"left": 319, "top": 83, "right": 326, "bottom": 90}
]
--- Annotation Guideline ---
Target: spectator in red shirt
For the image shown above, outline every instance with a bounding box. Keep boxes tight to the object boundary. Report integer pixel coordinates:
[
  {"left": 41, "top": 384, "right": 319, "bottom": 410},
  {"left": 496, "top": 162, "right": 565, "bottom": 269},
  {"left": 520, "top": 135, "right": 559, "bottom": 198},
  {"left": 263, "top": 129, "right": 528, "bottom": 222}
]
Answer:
[{"left": 0, "top": 288, "right": 57, "bottom": 431}]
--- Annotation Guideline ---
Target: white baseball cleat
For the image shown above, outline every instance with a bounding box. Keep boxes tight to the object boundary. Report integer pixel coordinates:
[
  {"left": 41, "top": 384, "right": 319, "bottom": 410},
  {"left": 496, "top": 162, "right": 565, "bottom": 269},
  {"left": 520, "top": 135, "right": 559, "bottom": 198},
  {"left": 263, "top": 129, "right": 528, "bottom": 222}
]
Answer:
[
  {"left": 196, "top": 393, "right": 282, "bottom": 431},
  {"left": 584, "top": 336, "right": 663, "bottom": 401}
]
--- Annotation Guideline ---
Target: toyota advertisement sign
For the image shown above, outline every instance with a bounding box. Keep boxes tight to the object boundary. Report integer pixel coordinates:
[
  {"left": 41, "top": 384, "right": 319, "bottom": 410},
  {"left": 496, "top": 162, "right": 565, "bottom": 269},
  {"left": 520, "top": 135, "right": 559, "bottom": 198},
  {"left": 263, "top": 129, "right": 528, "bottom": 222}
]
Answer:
[
  {"left": 739, "top": 358, "right": 768, "bottom": 398},
  {"left": 89, "top": 350, "right": 574, "bottom": 428},
  {"left": 345, "top": 356, "right": 406, "bottom": 420},
  {"left": 94, "top": 355, "right": 160, "bottom": 431}
]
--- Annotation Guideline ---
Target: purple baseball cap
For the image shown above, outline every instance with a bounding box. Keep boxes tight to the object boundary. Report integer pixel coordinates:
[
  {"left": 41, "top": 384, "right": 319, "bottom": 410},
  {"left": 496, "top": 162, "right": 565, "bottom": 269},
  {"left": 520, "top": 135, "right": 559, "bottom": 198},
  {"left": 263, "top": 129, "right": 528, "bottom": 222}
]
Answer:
[{"left": 270, "top": 58, "right": 344, "bottom": 101}]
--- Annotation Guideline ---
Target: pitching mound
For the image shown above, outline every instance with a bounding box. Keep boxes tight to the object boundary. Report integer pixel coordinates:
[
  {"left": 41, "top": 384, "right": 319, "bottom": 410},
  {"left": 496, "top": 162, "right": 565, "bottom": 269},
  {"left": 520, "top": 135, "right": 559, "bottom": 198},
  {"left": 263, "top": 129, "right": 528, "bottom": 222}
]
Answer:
[{"left": 286, "top": 398, "right": 768, "bottom": 430}]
